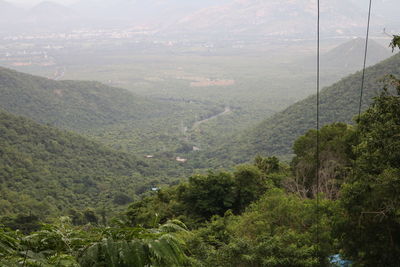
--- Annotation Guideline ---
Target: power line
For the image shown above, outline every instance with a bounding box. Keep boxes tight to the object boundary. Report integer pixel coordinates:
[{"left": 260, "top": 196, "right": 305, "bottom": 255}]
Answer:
[
  {"left": 316, "top": 0, "right": 320, "bottom": 255},
  {"left": 358, "top": 0, "right": 373, "bottom": 119},
  {"left": 314, "top": 0, "right": 372, "bottom": 262}
]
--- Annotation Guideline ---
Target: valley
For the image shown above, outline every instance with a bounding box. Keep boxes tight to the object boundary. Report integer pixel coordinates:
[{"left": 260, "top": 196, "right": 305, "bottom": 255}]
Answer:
[
  {"left": 1, "top": 0, "right": 400, "bottom": 265},
  {"left": 1, "top": 31, "right": 394, "bottom": 159}
]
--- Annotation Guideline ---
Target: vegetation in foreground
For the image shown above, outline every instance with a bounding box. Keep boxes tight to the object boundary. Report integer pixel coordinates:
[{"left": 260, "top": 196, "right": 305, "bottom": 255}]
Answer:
[{"left": 2, "top": 75, "right": 400, "bottom": 266}]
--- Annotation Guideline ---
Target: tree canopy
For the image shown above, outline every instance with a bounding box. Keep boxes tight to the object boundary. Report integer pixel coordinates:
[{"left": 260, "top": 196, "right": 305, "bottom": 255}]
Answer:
[{"left": 336, "top": 77, "right": 400, "bottom": 266}]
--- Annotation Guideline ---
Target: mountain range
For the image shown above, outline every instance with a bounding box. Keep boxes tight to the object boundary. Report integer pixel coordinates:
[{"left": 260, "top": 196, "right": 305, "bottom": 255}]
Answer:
[
  {"left": 1, "top": 0, "right": 399, "bottom": 38},
  {"left": 169, "top": 0, "right": 367, "bottom": 38}
]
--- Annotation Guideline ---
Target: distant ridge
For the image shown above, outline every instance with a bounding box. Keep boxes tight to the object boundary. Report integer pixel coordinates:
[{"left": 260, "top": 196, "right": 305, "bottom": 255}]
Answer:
[
  {"left": 169, "top": 0, "right": 368, "bottom": 38},
  {"left": 320, "top": 38, "right": 391, "bottom": 71},
  {"left": 28, "top": 1, "right": 75, "bottom": 20},
  {"left": 2, "top": 0, "right": 399, "bottom": 36}
]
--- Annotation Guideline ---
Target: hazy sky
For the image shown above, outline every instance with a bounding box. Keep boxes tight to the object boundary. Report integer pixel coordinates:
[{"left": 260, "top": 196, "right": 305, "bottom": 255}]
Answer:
[{"left": 8, "top": 0, "right": 78, "bottom": 7}]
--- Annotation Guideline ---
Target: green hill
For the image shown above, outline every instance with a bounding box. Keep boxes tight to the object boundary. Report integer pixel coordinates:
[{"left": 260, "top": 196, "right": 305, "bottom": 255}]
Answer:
[
  {"left": 205, "top": 52, "right": 400, "bottom": 165},
  {"left": 0, "top": 66, "right": 172, "bottom": 131},
  {"left": 0, "top": 110, "right": 174, "bottom": 220},
  {"left": 0, "top": 67, "right": 222, "bottom": 154}
]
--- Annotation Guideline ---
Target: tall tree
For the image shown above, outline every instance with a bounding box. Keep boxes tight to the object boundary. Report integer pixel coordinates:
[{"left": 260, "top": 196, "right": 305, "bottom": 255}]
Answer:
[
  {"left": 289, "top": 123, "right": 355, "bottom": 199},
  {"left": 337, "top": 77, "right": 400, "bottom": 266},
  {"left": 179, "top": 172, "right": 236, "bottom": 220},
  {"left": 233, "top": 164, "right": 266, "bottom": 213},
  {"left": 390, "top": 35, "right": 400, "bottom": 51}
]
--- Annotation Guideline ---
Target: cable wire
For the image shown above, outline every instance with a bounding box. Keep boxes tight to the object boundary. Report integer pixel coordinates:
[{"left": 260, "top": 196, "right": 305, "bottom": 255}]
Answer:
[
  {"left": 358, "top": 0, "right": 373, "bottom": 119},
  {"left": 316, "top": 0, "right": 321, "bottom": 255}
]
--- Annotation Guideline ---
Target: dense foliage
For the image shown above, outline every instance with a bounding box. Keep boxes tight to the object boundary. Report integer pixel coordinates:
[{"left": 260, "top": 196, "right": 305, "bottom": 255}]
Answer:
[
  {"left": 128, "top": 78, "right": 400, "bottom": 266},
  {"left": 2, "top": 82, "right": 400, "bottom": 265},
  {"left": 127, "top": 160, "right": 285, "bottom": 229},
  {"left": 336, "top": 79, "right": 400, "bottom": 266},
  {"left": 0, "top": 110, "right": 178, "bottom": 224},
  {"left": 0, "top": 66, "right": 223, "bottom": 155},
  {"left": 0, "top": 218, "right": 189, "bottom": 266},
  {"left": 290, "top": 122, "right": 355, "bottom": 199},
  {"left": 186, "top": 189, "right": 335, "bottom": 267}
]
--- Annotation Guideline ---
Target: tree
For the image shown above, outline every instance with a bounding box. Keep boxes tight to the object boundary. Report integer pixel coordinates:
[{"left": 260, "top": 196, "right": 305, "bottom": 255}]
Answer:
[
  {"left": 233, "top": 164, "right": 266, "bottom": 213},
  {"left": 0, "top": 214, "right": 41, "bottom": 233},
  {"left": 254, "top": 155, "right": 280, "bottom": 174},
  {"left": 290, "top": 123, "right": 355, "bottom": 199},
  {"left": 79, "top": 221, "right": 189, "bottom": 267},
  {"left": 390, "top": 35, "right": 400, "bottom": 51},
  {"left": 214, "top": 189, "right": 334, "bottom": 267},
  {"left": 0, "top": 217, "right": 190, "bottom": 267},
  {"left": 337, "top": 78, "right": 400, "bottom": 266},
  {"left": 179, "top": 172, "right": 236, "bottom": 220}
]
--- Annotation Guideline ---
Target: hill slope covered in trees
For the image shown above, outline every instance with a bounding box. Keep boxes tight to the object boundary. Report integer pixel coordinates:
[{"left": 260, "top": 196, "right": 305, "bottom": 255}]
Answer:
[
  {"left": 0, "top": 110, "right": 176, "bottom": 221},
  {"left": 0, "top": 66, "right": 222, "bottom": 154},
  {"left": 203, "top": 52, "right": 400, "bottom": 165},
  {"left": 0, "top": 66, "right": 174, "bottom": 131},
  {"left": 2, "top": 76, "right": 400, "bottom": 267}
]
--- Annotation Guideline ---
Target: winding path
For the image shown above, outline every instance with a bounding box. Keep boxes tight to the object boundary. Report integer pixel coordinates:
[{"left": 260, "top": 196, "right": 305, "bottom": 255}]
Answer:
[{"left": 191, "top": 106, "right": 231, "bottom": 130}]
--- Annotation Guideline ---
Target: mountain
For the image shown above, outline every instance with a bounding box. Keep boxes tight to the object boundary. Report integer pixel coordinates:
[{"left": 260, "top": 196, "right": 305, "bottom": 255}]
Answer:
[
  {"left": 301, "top": 38, "right": 392, "bottom": 72},
  {"left": 64, "top": 0, "right": 232, "bottom": 29},
  {"left": 69, "top": 0, "right": 400, "bottom": 38},
  {"left": 71, "top": 0, "right": 229, "bottom": 22},
  {"left": 22, "top": 1, "right": 82, "bottom": 32},
  {"left": 2, "top": 0, "right": 228, "bottom": 33},
  {"left": 27, "top": 1, "right": 75, "bottom": 21},
  {"left": 205, "top": 52, "right": 400, "bottom": 165},
  {"left": 320, "top": 38, "right": 391, "bottom": 70},
  {"left": 167, "top": 0, "right": 368, "bottom": 38},
  {"left": 3, "top": 0, "right": 399, "bottom": 36},
  {"left": 0, "top": 1, "right": 79, "bottom": 33},
  {"left": 0, "top": 109, "right": 158, "bottom": 219}
]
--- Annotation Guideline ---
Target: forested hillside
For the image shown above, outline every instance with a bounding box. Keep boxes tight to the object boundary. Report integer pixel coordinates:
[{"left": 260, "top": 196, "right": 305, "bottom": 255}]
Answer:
[
  {"left": 0, "top": 110, "right": 181, "bottom": 222},
  {"left": 0, "top": 66, "right": 222, "bottom": 154},
  {"left": 204, "top": 52, "right": 400, "bottom": 165},
  {"left": 0, "top": 66, "right": 175, "bottom": 130}
]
